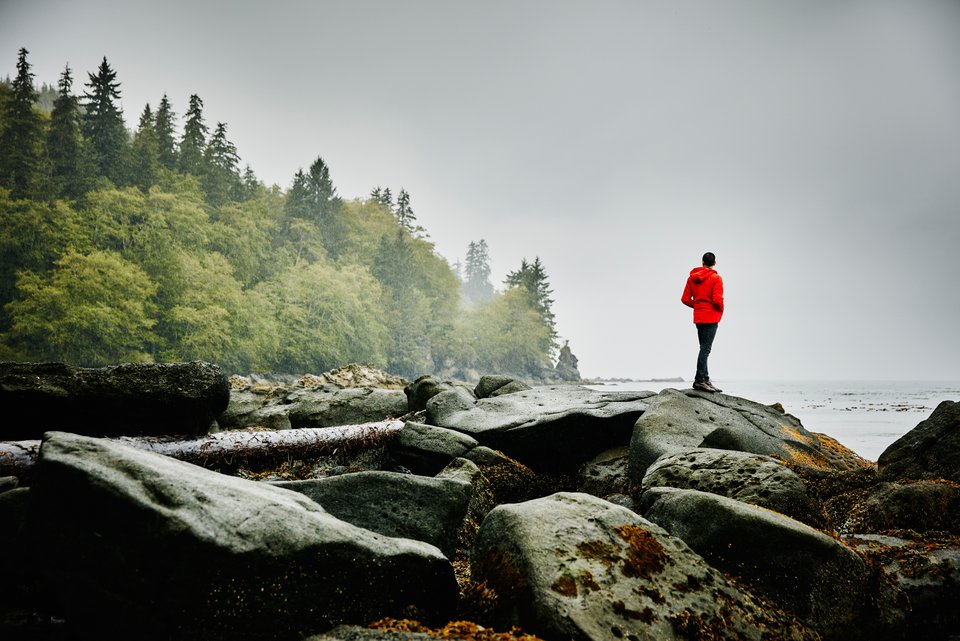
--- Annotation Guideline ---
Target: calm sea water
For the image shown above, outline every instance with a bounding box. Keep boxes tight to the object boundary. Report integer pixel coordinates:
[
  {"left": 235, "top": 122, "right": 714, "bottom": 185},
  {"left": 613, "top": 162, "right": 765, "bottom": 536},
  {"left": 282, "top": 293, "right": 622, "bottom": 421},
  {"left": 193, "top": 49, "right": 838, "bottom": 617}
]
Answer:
[{"left": 584, "top": 380, "right": 960, "bottom": 462}]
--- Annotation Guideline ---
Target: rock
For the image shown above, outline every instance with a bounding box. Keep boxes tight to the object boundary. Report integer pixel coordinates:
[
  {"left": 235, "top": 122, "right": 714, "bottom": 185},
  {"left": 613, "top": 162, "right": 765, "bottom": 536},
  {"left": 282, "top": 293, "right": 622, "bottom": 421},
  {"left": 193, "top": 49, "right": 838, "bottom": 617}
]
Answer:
[
  {"left": 628, "top": 389, "right": 871, "bottom": 487},
  {"left": 474, "top": 375, "right": 532, "bottom": 399},
  {"left": 553, "top": 340, "right": 581, "bottom": 382},
  {"left": 0, "top": 487, "right": 40, "bottom": 609},
  {"left": 300, "top": 364, "right": 408, "bottom": 389},
  {"left": 287, "top": 387, "right": 409, "bottom": 429},
  {"left": 436, "top": 457, "right": 494, "bottom": 556},
  {"left": 640, "top": 448, "right": 826, "bottom": 528},
  {"left": 0, "top": 361, "right": 229, "bottom": 439},
  {"left": 389, "top": 421, "right": 480, "bottom": 475},
  {"left": 30, "top": 432, "right": 457, "bottom": 640},
  {"left": 272, "top": 469, "right": 474, "bottom": 558},
  {"left": 464, "top": 446, "right": 549, "bottom": 506},
  {"left": 878, "top": 400, "right": 960, "bottom": 483},
  {"left": 427, "top": 385, "right": 653, "bottom": 472},
  {"left": 639, "top": 486, "right": 871, "bottom": 641},
  {"left": 471, "top": 492, "right": 816, "bottom": 641},
  {"left": 845, "top": 533, "right": 960, "bottom": 641},
  {"left": 405, "top": 375, "right": 459, "bottom": 413},
  {"left": 834, "top": 479, "right": 960, "bottom": 534},
  {"left": 305, "top": 625, "right": 437, "bottom": 641},
  {"left": 0, "top": 475, "right": 18, "bottom": 494},
  {"left": 577, "top": 446, "right": 630, "bottom": 498}
]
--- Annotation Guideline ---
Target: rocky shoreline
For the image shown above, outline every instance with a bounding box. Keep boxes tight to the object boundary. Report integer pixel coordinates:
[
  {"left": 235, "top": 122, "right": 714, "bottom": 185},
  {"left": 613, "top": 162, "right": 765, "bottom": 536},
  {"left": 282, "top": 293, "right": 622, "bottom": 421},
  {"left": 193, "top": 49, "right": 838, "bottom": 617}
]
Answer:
[{"left": 1, "top": 361, "right": 959, "bottom": 641}]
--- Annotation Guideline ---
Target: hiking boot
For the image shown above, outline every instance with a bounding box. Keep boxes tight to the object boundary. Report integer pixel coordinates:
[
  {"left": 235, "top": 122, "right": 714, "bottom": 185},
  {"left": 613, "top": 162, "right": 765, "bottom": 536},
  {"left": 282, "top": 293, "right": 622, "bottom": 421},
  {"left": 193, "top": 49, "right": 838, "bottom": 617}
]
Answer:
[
  {"left": 692, "top": 380, "right": 715, "bottom": 393},
  {"left": 706, "top": 379, "right": 723, "bottom": 393}
]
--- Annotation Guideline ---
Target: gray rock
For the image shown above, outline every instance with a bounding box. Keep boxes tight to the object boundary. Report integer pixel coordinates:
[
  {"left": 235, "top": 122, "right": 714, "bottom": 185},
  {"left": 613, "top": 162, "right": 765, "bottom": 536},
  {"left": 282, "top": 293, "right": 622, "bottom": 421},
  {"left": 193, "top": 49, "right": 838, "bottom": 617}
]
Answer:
[
  {"left": 845, "top": 533, "right": 958, "bottom": 640},
  {"left": 474, "top": 375, "right": 532, "bottom": 399},
  {"left": 427, "top": 385, "right": 653, "bottom": 472},
  {"left": 0, "top": 475, "right": 18, "bottom": 494},
  {"left": 629, "top": 389, "right": 871, "bottom": 487},
  {"left": 577, "top": 446, "right": 630, "bottom": 498},
  {"left": 0, "top": 361, "right": 229, "bottom": 439},
  {"left": 287, "top": 387, "right": 409, "bottom": 429},
  {"left": 404, "top": 375, "right": 458, "bottom": 413},
  {"left": 472, "top": 492, "right": 816, "bottom": 641},
  {"left": 0, "top": 487, "right": 36, "bottom": 607},
  {"left": 273, "top": 469, "right": 473, "bottom": 559},
  {"left": 878, "top": 400, "right": 960, "bottom": 483},
  {"left": 306, "top": 625, "right": 437, "bottom": 641},
  {"left": 389, "top": 421, "right": 479, "bottom": 475},
  {"left": 641, "top": 448, "right": 826, "bottom": 527},
  {"left": 217, "top": 389, "right": 293, "bottom": 430},
  {"left": 30, "top": 432, "right": 457, "bottom": 640},
  {"left": 639, "top": 486, "right": 870, "bottom": 641},
  {"left": 837, "top": 480, "right": 960, "bottom": 533}
]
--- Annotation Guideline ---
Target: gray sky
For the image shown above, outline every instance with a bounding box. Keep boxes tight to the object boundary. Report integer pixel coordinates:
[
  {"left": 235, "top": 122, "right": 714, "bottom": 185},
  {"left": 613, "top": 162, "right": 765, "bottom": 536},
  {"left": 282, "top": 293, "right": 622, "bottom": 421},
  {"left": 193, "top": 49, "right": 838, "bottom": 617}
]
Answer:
[{"left": 3, "top": 0, "right": 959, "bottom": 381}]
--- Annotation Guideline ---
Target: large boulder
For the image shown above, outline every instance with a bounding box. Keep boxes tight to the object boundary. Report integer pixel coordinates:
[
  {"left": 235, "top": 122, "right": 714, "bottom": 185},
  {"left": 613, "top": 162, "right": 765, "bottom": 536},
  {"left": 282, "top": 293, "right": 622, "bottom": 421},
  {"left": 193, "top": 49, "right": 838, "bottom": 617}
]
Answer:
[
  {"left": 846, "top": 533, "right": 960, "bottom": 641},
  {"left": 287, "top": 387, "right": 409, "bottom": 429},
  {"left": 629, "top": 389, "right": 871, "bottom": 486},
  {"left": 639, "top": 487, "right": 872, "bottom": 641},
  {"left": 474, "top": 375, "right": 532, "bottom": 399},
  {"left": 388, "top": 421, "right": 479, "bottom": 475},
  {"left": 471, "top": 492, "right": 815, "bottom": 641},
  {"left": 404, "top": 375, "right": 459, "bottom": 413},
  {"left": 878, "top": 400, "right": 960, "bottom": 483},
  {"left": 577, "top": 446, "right": 630, "bottom": 498},
  {"left": 832, "top": 479, "right": 960, "bottom": 534},
  {"left": 426, "top": 386, "right": 653, "bottom": 472},
  {"left": 0, "top": 361, "right": 229, "bottom": 439},
  {"left": 640, "top": 448, "right": 826, "bottom": 527},
  {"left": 29, "top": 432, "right": 457, "bottom": 640},
  {"left": 272, "top": 469, "right": 474, "bottom": 558}
]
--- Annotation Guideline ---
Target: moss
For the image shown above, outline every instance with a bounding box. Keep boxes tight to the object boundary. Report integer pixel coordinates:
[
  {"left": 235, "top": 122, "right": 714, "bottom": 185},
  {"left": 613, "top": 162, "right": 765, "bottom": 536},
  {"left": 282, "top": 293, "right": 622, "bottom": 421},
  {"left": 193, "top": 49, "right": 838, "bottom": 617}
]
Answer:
[
  {"left": 550, "top": 574, "right": 577, "bottom": 597},
  {"left": 613, "top": 524, "right": 667, "bottom": 580},
  {"left": 369, "top": 618, "right": 548, "bottom": 641}
]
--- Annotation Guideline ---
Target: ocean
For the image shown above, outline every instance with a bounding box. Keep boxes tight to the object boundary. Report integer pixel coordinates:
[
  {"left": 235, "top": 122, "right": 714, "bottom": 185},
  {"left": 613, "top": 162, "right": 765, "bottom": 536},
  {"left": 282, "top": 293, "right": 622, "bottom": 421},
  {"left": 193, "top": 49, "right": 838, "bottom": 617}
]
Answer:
[{"left": 584, "top": 380, "right": 960, "bottom": 462}]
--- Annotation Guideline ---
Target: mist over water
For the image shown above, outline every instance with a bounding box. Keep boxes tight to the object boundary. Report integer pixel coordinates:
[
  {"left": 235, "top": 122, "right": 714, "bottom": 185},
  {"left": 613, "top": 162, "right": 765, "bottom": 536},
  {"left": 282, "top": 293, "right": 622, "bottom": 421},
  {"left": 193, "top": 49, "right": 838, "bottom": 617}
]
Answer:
[{"left": 586, "top": 379, "right": 960, "bottom": 461}]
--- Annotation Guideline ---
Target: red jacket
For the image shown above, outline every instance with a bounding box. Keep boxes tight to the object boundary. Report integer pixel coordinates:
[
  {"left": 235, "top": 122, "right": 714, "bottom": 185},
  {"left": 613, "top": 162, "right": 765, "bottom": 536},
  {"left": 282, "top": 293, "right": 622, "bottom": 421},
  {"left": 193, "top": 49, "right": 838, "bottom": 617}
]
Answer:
[{"left": 682, "top": 267, "right": 724, "bottom": 324}]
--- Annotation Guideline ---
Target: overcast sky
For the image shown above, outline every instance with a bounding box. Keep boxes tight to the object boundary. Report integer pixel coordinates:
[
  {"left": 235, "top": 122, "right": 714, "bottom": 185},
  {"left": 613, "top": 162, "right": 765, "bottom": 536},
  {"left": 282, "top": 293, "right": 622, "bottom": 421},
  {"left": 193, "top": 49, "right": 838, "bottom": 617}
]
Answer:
[{"left": 3, "top": 0, "right": 959, "bottom": 381}]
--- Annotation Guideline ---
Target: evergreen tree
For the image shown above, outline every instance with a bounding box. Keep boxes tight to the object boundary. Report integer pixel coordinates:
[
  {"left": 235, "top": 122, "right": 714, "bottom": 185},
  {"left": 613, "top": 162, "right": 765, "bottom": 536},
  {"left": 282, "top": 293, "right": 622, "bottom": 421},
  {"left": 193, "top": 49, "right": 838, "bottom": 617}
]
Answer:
[
  {"left": 130, "top": 103, "right": 160, "bottom": 191},
  {"left": 240, "top": 164, "right": 260, "bottom": 200},
  {"left": 178, "top": 94, "right": 207, "bottom": 175},
  {"left": 154, "top": 94, "right": 177, "bottom": 169},
  {"left": 306, "top": 156, "right": 339, "bottom": 222},
  {"left": 47, "top": 65, "right": 93, "bottom": 199},
  {"left": 83, "top": 56, "right": 128, "bottom": 185},
  {"left": 505, "top": 255, "right": 558, "bottom": 347},
  {"left": 394, "top": 188, "right": 416, "bottom": 231},
  {"left": 202, "top": 121, "right": 241, "bottom": 205},
  {"left": 0, "top": 48, "right": 44, "bottom": 198},
  {"left": 371, "top": 186, "right": 393, "bottom": 209},
  {"left": 463, "top": 239, "right": 494, "bottom": 302}
]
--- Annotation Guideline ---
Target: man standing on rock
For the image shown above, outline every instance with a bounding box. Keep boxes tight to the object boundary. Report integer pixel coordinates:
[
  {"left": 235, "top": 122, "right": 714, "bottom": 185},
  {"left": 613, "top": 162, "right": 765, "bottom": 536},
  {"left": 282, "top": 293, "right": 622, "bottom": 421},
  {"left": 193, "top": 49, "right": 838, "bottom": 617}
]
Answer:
[{"left": 681, "top": 252, "right": 724, "bottom": 393}]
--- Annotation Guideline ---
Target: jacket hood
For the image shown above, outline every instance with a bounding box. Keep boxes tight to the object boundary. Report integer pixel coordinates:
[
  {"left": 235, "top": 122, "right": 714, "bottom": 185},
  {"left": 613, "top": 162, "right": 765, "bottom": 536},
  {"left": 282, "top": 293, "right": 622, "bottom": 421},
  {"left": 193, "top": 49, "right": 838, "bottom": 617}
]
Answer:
[{"left": 689, "top": 266, "right": 715, "bottom": 284}]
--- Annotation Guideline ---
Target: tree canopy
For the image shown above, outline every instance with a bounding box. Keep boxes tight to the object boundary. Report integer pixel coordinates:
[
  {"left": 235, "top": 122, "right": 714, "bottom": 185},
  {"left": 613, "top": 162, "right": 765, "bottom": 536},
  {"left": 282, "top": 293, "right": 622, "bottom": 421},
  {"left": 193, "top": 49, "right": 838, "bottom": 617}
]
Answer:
[{"left": 0, "top": 48, "right": 567, "bottom": 380}]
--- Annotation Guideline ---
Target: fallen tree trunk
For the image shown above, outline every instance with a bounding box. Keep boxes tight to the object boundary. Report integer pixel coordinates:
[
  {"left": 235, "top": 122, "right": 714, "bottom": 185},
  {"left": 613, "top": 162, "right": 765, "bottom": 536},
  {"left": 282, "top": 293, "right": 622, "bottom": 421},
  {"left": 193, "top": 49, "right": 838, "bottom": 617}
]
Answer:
[{"left": 0, "top": 420, "right": 404, "bottom": 485}]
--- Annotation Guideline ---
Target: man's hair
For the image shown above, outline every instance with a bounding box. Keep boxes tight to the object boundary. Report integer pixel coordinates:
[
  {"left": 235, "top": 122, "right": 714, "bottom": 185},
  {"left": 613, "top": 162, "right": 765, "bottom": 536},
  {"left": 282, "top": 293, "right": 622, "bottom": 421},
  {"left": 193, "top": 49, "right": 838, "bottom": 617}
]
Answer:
[{"left": 702, "top": 252, "right": 716, "bottom": 267}]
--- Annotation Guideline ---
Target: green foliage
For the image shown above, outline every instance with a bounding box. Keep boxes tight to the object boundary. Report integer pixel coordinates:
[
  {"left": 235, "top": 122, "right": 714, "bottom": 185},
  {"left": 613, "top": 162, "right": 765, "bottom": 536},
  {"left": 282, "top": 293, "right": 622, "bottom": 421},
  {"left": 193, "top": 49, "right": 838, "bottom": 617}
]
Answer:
[
  {"left": 0, "top": 48, "right": 566, "bottom": 378},
  {"left": 0, "top": 48, "right": 44, "bottom": 198},
  {"left": 4, "top": 249, "right": 158, "bottom": 365},
  {"left": 83, "top": 57, "right": 129, "bottom": 186}
]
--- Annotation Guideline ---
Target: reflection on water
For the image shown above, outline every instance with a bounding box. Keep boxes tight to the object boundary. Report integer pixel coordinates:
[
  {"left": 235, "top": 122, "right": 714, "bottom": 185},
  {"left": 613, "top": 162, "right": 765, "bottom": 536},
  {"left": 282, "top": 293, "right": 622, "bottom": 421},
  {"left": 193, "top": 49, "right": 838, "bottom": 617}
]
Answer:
[{"left": 584, "top": 380, "right": 960, "bottom": 462}]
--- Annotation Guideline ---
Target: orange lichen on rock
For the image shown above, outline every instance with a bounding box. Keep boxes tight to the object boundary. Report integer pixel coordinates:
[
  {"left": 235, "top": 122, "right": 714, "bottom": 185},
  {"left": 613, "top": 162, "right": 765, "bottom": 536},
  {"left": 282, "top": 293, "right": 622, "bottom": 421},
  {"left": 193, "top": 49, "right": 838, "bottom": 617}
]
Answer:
[
  {"left": 550, "top": 574, "right": 577, "bottom": 597},
  {"left": 369, "top": 618, "right": 548, "bottom": 641},
  {"left": 613, "top": 524, "right": 667, "bottom": 580}
]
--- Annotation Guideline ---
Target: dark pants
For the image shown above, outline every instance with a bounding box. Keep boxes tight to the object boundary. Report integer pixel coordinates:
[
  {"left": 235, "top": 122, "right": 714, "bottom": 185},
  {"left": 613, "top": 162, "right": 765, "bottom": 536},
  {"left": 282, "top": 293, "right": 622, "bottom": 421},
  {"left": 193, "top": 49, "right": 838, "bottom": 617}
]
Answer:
[{"left": 695, "top": 322, "right": 718, "bottom": 382}]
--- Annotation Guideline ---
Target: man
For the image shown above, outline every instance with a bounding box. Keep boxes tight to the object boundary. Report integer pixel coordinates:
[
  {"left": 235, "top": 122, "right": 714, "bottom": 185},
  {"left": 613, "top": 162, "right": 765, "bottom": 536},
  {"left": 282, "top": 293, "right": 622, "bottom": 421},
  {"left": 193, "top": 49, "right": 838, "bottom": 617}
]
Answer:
[{"left": 681, "top": 252, "right": 724, "bottom": 393}]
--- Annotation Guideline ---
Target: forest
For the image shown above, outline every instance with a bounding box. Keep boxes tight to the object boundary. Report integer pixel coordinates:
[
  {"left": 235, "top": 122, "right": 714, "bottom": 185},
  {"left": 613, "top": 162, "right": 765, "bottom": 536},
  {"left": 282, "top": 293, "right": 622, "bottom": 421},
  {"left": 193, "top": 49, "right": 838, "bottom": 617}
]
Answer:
[{"left": 0, "top": 48, "right": 565, "bottom": 380}]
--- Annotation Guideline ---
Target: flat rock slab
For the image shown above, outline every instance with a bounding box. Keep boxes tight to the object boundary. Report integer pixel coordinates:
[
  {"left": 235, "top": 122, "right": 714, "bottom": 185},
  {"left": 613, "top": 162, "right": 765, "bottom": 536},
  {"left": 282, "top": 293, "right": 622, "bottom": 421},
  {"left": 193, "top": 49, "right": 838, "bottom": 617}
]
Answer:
[
  {"left": 629, "top": 389, "right": 871, "bottom": 485},
  {"left": 30, "top": 432, "right": 457, "bottom": 640},
  {"left": 472, "top": 492, "right": 816, "bottom": 641},
  {"left": 426, "top": 386, "right": 654, "bottom": 472},
  {"left": 0, "top": 361, "right": 229, "bottom": 439}
]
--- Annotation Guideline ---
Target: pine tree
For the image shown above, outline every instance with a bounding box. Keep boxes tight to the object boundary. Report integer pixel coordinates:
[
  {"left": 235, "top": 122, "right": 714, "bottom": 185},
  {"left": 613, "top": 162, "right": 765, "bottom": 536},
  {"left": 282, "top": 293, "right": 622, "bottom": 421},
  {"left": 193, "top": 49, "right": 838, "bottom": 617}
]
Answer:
[
  {"left": 83, "top": 56, "right": 128, "bottom": 185},
  {"left": 505, "top": 256, "right": 557, "bottom": 346},
  {"left": 306, "top": 156, "right": 339, "bottom": 223},
  {"left": 0, "top": 48, "right": 44, "bottom": 198},
  {"left": 202, "top": 121, "right": 241, "bottom": 204},
  {"left": 47, "top": 65, "right": 93, "bottom": 199},
  {"left": 154, "top": 94, "right": 177, "bottom": 169},
  {"left": 463, "top": 239, "right": 494, "bottom": 302},
  {"left": 394, "top": 188, "right": 417, "bottom": 231},
  {"left": 178, "top": 94, "right": 207, "bottom": 175},
  {"left": 371, "top": 186, "right": 393, "bottom": 209},
  {"left": 130, "top": 103, "right": 160, "bottom": 191}
]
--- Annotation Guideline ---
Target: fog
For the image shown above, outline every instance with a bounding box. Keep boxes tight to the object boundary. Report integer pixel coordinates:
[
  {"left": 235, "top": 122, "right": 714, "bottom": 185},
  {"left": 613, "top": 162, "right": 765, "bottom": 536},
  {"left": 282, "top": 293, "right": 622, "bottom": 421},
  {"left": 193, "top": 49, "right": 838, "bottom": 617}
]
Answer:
[{"left": 3, "top": 0, "right": 959, "bottom": 380}]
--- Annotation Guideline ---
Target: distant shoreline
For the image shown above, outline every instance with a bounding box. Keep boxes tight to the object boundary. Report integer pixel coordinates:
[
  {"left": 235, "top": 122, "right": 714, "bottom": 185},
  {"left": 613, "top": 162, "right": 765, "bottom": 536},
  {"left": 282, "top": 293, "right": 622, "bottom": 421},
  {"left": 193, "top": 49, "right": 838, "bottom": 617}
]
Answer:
[{"left": 582, "top": 376, "right": 685, "bottom": 384}]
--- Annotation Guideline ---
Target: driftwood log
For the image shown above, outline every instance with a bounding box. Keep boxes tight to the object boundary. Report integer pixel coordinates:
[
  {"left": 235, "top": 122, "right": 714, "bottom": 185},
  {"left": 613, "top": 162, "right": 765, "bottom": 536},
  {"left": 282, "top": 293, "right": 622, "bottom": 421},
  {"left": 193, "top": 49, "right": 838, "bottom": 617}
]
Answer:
[{"left": 0, "top": 420, "right": 404, "bottom": 485}]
